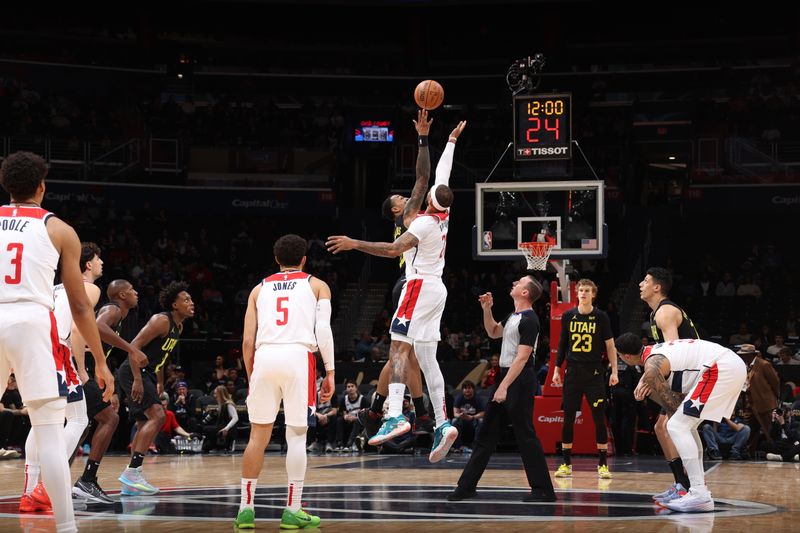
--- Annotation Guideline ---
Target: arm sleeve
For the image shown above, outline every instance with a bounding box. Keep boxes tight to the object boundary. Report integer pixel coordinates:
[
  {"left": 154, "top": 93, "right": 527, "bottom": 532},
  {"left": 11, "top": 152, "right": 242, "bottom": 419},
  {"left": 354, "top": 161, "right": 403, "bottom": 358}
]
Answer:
[
  {"left": 556, "top": 310, "right": 571, "bottom": 367},
  {"left": 435, "top": 141, "right": 455, "bottom": 186},
  {"left": 222, "top": 404, "right": 239, "bottom": 432},
  {"left": 315, "top": 298, "right": 335, "bottom": 372},
  {"left": 519, "top": 314, "right": 540, "bottom": 348}
]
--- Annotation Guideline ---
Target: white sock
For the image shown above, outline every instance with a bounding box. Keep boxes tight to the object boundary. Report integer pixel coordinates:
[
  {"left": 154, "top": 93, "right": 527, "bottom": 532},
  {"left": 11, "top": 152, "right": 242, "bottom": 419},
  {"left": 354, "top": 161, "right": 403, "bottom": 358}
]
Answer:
[
  {"left": 24, "top": 428, "right": 40, "bottom": 494},
  {"left": 240, "top": 478, "right": 258, "bottom": 511},
  {"left": 64, "top": 400, "right": 89, "bottom": 457},
  {"left": 285, "top": 425, "right": 307, "bottom": 512},
  {"left": 34, "top": 423, "right": 75, "bottom": 531},
  {"left": 287, "top": 480, "right": 304, "bottom": 512},
  {"left": 414, "top": 341, "right": 447, "bottom": 427},
  {"left": 387, "top": 383, "right": 405, "bottom": 418}
]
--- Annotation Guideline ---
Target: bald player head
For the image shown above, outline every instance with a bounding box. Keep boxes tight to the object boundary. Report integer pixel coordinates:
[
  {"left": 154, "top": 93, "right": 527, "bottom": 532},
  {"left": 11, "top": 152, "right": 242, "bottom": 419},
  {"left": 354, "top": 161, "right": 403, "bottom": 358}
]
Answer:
[{"left": 107, "top": 279, "right": 139, "bottom": 309}]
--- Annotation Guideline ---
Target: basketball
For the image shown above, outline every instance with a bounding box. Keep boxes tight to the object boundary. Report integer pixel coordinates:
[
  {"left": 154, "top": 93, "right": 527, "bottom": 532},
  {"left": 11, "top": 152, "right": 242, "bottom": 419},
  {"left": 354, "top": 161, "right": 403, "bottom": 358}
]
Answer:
[{"left": 414, "top": 79, "right": 444, "bottom": 110}]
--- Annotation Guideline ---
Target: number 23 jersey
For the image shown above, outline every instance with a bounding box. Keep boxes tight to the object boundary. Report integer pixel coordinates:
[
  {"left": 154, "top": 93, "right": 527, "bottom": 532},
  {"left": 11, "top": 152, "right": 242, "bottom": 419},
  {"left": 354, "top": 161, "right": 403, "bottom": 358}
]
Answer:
[{"left": 256, "top": 270, "right": 317, "bottom": 350}]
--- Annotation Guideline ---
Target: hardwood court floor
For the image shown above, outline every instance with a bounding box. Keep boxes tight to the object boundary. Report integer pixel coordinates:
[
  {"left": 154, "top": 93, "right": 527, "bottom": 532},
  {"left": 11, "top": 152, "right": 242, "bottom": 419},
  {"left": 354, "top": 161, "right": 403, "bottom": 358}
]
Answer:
[{"left": 0, "top": 452, "right": 797, "bottom": 532}]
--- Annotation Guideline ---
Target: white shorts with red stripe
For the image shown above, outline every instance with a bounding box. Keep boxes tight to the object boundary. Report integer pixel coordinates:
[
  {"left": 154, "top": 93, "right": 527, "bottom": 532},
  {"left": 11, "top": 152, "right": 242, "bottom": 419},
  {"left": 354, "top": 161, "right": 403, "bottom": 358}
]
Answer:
[
  {"left": 390, "top": 277, "right": 447, "bottom": 344},
  {"left": 681, "top": 351, "right": 746, "bottom": 422},
  {"left": 59, "top": 341, "right": 84, "bottom": 403},
  {"left": 247, "top": 343, "right": 316, "bottom": 427},
  {"left": 0, "top": 302, "right": 68, "bottom": 403}
]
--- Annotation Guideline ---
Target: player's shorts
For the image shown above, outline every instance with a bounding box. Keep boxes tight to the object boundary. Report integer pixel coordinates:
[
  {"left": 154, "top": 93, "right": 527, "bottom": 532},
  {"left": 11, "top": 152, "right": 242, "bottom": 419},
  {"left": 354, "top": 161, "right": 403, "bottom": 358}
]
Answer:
[
  {"left": 0, "top": 303, "right": 68, "bottom": 403},
  {"left": 660, "top": 369, "right": 702, "bottom": 416},
  {"left": 562, "top": 363, "right": 606, "bottom": 414},
  {"left": 390, "top": 276, "right": 446, "bottom": 344},
  {"left": 247, "top": 343, "right": 316, "bottom": 427},
  {"left": 83, "top": 378, "right": 112, "bottom": 419},
  {"left": 681, "top": 351, "right": 747, "bottom": 422},
  {"left": 117, "top": 362, "right": 160, "bottom": 422},
  {"left": 60, "top": 342, "right": 84, "bottom": 404}
]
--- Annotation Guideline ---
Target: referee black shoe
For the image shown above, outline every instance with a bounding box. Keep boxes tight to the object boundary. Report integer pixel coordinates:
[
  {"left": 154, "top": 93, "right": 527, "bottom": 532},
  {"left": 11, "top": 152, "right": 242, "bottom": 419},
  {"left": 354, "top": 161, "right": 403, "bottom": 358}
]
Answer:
[
  {"left": 447, "top": 487, "right": 477, "bottom": 501},
  {"left": 357, "top": 408, "right": 382, "bottom": 439},
  {"left": 73, "top": 479, "right": 115, "bottom": 504},
  {"left": 522, "top": 489, "right": 557, "bottom": 503}
]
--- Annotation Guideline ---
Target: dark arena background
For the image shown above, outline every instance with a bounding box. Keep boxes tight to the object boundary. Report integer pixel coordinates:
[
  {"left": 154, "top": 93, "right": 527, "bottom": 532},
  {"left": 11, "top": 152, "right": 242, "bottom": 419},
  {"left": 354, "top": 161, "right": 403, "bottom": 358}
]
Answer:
[{"left": 0, "top": 1, "right": 799, "bottom": 531}]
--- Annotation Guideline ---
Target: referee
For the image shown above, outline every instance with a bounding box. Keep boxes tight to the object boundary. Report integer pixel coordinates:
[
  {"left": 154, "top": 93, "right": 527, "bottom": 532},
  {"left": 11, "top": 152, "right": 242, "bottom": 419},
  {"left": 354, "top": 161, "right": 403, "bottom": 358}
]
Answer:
[
  {"left": 447, "top": 274, "right": 555, "bottom": 503},
  {"left": 551, "top": 279, "right": 618, "bottom": 479}
]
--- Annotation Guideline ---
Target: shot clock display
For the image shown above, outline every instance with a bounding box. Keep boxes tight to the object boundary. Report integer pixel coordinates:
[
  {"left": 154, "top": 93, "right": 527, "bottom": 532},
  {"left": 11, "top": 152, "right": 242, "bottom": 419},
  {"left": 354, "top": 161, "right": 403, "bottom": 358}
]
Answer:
[{"left": 513, "top": 93, "right": 572, "bottom": 161}]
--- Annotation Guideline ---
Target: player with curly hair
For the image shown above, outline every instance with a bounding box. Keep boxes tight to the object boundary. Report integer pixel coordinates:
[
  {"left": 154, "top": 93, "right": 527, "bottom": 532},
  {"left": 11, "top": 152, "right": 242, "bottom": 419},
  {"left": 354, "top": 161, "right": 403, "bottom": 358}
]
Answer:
[{"left": 116, "top": 281, "right": 194, "bottom": 495}]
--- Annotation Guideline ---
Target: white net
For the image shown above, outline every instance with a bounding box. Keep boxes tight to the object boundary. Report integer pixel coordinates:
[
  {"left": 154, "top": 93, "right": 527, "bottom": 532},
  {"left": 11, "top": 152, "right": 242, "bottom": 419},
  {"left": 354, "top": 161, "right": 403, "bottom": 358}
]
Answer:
[{"left": 519, "top": 241, "right": 554, "bottom": 271}]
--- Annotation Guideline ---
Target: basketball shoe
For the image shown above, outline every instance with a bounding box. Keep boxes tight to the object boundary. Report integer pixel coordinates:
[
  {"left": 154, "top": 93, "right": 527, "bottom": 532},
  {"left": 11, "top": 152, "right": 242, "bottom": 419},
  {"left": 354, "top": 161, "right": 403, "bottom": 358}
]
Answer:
[
  {"left": 429, "top": 422, "right": 458, "bottom": 463},
  {"left": 597, "top": 465, "right": 613, "bottom": 479},
  {"left": 234, "top": 507, "right": 255, "bottom": 529},
  {"left": 554, "top": 464, "right": 572, "bottom": 477},
  {"left": 357, "top": 408, "right": 382, "bottom": 439},
  {"left": 662, "top": 486, "right": 714, "bottom": 513},
  {"left": 73, "top": 479, "right": 115, "bottom": 504},
  {"left": 280, "top": 507, "right": 321, "bottom": 529},
  {"left": 653, "top": 483, "right": 687, "bottom": 503},
  {"left": 119, "top": 467, "right": 159, "bottom": 495},
  {"left": 368, "top": 415, "right": 411, "bottom": 446}
]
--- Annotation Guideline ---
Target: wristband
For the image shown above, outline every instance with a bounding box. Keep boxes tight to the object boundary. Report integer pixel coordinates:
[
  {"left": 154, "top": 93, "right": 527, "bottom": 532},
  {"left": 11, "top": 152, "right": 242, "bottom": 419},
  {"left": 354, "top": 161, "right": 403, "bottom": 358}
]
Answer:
[{"left": 418, "top": 135, "right": 428, "bottom": 147}]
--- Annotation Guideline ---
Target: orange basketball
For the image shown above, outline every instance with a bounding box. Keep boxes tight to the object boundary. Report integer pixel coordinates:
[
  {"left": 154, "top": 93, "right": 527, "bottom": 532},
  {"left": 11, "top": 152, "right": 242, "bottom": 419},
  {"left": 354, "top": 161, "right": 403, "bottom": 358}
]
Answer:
[{"left": 414, "top": 79, "right": 444, "bottom": 110}]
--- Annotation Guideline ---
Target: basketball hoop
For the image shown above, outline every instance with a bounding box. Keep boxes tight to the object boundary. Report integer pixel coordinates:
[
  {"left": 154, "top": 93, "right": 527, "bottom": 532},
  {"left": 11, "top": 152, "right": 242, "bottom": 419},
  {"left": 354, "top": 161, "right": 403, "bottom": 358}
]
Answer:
[{"left": 519, "top": 241, "right": 555, "bottom": 271}]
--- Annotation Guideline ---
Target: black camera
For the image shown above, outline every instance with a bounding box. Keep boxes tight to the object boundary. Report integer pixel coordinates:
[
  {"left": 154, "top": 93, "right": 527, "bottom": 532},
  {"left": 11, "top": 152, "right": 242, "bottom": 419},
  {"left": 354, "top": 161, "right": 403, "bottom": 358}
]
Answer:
[{"left": 775, "top": 408, "right": 784, "bottom": 416}]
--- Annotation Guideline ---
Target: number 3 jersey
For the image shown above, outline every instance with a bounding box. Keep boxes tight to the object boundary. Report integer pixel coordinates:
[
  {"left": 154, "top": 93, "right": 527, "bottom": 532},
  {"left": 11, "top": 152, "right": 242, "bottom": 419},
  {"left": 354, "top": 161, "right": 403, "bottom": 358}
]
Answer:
[
  {"left": 256, "top": 270, "right": 318, "bottom": 350},
  {"left": 0, "top": 205, "right": 59, "bottom": 308}
]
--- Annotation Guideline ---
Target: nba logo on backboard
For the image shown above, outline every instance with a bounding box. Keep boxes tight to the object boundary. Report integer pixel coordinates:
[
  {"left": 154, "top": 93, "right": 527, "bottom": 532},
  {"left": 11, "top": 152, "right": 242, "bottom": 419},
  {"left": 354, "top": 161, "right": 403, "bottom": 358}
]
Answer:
[{"left": 482, "top": 231, "right": 493, "bottom": 250}]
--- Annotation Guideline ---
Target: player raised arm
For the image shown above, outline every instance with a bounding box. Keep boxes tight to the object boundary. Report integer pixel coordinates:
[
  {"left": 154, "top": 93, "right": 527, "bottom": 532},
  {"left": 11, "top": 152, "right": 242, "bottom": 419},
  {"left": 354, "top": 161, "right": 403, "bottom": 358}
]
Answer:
[
  {"left": 48, "top": 218, "right": 114, "bottom": 400},
  {"left": 434, "top": 120, "right": 467, "bottom": 187},
  {"left": 310, "top": 277, "right": 335, "bottom": 403},
  {"left": 402, "top": 109, "right": 433, "bottom": 229}
]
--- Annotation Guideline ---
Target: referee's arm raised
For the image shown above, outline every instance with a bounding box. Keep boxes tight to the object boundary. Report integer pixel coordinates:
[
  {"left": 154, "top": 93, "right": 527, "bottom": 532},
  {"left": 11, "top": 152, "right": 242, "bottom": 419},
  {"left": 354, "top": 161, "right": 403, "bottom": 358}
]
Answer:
[{"left": 478, "top": 292, "right": 503, "bottom": 338}]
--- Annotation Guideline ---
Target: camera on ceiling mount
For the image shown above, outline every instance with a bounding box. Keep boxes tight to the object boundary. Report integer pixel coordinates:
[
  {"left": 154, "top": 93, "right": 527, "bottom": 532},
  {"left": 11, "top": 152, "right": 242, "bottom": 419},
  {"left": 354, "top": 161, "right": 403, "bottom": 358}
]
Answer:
[{"left": 506, "top": 53, "right": 546, "bottom": 95}]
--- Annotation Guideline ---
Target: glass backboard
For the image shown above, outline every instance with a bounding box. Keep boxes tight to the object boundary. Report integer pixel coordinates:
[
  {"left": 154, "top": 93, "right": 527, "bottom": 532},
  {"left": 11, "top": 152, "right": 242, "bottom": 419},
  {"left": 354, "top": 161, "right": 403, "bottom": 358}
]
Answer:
[{"left": 474, "top": 180, "right": 606, "bottom": 260}]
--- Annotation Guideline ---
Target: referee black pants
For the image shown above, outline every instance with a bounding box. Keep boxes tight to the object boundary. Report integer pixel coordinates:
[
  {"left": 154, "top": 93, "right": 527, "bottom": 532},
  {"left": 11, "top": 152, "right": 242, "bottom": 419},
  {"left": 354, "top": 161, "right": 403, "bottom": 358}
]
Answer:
[{"left": 456, "top": 367, "right": 555, "bottom": 497}]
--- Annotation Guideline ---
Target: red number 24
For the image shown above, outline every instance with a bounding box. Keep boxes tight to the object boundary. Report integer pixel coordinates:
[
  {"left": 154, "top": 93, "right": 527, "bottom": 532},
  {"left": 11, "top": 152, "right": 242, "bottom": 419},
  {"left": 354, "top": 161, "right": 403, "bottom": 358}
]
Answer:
[
  {"left": 4, "top": 243, "right": 24, "bottom": 284},
  {"left": 276, "top": 296, "right": 289, "bottom": 325}
]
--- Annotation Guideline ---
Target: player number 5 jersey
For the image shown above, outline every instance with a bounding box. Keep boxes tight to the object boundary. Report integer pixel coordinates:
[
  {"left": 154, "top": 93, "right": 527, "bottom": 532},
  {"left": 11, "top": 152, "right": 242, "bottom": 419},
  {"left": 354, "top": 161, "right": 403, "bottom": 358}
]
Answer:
[
  {"left": 0, "top": 206, "right": 59, "bottom": 308},
  {"left": 256, "top": 271, "right": 318, "bottom": 350}
]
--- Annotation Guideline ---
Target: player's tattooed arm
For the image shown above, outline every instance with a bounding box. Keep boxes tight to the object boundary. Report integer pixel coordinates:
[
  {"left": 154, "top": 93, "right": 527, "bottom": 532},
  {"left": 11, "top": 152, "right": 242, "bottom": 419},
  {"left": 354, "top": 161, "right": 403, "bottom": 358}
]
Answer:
[
  {"left": 642, "top": 354, "right": 683, "bottom": 414},
  {"left": 403, "top": 109, "right": 433, "bottom": 228},
  {"left": 327, "top": 232, "right": 419, "bottom": 258}
]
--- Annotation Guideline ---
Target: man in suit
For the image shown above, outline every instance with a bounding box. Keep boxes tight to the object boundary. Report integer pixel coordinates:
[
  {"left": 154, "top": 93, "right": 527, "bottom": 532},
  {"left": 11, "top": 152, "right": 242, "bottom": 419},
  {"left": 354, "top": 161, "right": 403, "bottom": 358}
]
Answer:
[{"left": 737, "top": 344, "right": 779, "bottom": 454}]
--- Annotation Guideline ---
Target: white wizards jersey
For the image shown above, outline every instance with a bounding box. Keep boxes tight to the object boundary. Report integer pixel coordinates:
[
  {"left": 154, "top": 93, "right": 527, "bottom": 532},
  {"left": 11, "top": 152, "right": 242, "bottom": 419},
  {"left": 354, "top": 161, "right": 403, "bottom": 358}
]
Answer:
[
  {"left": 403, "top": 212, "right": 449, "bottom": 278},
  {"left": 644, "top": 338, "right": 733, "bottom": 372},
  {"left": 256, "top": 270, "right": 317, "bottom": 350},
  {"left": 0, "top": 205, "right": 59, "bottom": 309}
]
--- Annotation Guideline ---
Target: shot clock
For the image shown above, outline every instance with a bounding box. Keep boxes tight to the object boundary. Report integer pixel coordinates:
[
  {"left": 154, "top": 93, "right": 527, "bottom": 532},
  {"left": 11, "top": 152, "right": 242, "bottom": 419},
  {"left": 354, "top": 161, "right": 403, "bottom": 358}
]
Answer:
[{"left": 513, "top": 93, "right": 572, "bottom": 161}]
